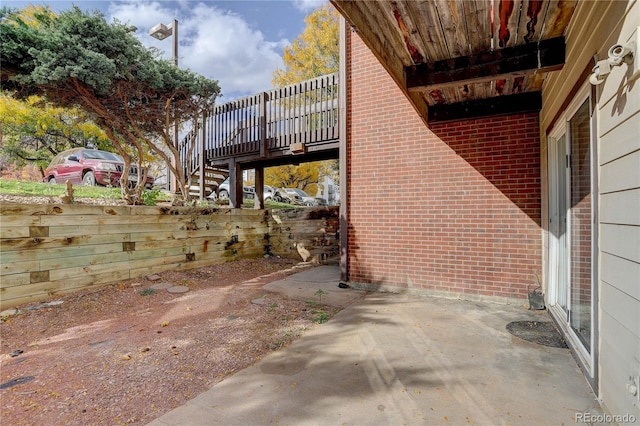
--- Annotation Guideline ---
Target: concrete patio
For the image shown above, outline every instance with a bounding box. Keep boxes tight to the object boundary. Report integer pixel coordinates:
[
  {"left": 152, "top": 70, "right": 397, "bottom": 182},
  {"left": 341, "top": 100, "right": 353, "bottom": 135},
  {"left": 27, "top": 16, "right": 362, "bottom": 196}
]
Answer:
[{"left": 149, "top": 266, "right": 605, "bottom": 425}]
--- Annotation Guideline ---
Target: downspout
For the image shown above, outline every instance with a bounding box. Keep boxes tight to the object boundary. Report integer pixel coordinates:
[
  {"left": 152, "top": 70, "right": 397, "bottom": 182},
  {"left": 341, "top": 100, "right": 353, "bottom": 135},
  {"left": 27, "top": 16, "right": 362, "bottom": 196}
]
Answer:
[{"left": 339, "top": 16, "right": 349, "bottom": 283}]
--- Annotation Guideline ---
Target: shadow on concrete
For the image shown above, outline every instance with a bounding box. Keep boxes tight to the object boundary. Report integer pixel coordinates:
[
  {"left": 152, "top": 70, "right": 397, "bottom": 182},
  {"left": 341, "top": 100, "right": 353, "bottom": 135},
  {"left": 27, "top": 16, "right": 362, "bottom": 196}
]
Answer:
[{"left": 149, "top": 266, "right": 603, "bottom": 426}]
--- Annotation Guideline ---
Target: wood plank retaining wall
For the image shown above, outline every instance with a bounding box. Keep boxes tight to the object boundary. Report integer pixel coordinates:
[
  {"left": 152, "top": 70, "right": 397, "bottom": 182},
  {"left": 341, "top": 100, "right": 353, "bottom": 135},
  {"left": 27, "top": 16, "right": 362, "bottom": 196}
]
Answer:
[{"left": 0, "top": 204, "right": 339, "bottom": 310}]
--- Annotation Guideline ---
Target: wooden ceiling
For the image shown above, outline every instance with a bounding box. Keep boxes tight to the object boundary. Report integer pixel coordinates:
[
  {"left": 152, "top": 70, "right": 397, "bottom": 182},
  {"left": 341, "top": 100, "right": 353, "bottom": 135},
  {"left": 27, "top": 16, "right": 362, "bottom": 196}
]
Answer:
[{"left": 330, "top": 0, "right": 577, "bottom": 122}]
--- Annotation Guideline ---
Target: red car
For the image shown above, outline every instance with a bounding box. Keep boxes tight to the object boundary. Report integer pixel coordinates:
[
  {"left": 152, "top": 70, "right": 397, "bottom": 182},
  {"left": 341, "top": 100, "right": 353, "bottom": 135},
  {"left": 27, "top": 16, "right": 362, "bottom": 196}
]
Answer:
[{"left": 43, "top": 148, "right": 154, "bottom": 188}]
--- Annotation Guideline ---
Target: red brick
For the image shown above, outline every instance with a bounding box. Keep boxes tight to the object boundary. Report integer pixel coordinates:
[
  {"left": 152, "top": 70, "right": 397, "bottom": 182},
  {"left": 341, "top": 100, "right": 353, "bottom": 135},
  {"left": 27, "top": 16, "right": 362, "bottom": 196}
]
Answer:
[{"left": 345, "top": 27, "right": 542, "bottom": 300}]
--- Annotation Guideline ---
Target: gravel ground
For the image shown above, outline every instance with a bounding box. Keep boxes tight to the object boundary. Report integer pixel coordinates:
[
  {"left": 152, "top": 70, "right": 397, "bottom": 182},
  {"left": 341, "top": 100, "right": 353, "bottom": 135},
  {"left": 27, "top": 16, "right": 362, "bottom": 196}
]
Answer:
[
  {"left": 0, "top": 258, "right": 338, "bottom": 425},
  {"left": 1, "top": 193, "right": 338, "bottom": 425}
]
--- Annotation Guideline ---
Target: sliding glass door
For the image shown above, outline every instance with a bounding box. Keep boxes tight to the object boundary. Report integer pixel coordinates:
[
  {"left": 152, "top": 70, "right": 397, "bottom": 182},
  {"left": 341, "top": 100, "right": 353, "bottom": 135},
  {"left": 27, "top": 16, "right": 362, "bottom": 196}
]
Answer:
[
  {"left": 568, "top": 101, "right": 592, "bottom": 349},
  {"left": 548, "top": 88, "right": 595, "bottom": 374}
]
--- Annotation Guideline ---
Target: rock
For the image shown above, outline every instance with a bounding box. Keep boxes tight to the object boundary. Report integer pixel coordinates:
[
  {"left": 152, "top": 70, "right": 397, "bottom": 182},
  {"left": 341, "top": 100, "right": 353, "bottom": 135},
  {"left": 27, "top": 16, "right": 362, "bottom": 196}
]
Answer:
[
  {"left": 167, "top": 286, "right": 189, "bottom": 294},
  {"left": 251, "top": 298, "right": 266, "bottom": 305},
  {"left": 0, "top": 308, "right": 22, "bottom": 317},
  {"left": 295, "top": 242, "right": 311, "bottom": 262},
  {"left": 146, "top": 274, "right": 162, "bottom": 281},
  {"left": 150, "top": 282, "right": 173, "bottom": 290},
  {"left": 28, "top": 304, "right": 46, "bottom": 311}
]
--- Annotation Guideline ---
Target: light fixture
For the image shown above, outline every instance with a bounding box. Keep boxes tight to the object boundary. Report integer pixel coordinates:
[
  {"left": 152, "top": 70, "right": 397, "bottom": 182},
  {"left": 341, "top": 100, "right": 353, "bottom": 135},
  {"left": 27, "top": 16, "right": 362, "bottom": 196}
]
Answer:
[
  {"left": 149, "top": 19, "right": 178, "bottom": 67},
  {"left": 149, "top": 23, "right": 173, "bottom": 40},
  {"left": 590, "top": 31, "right": 638, "bottom": 85},
  {"left": 290, "top": 143, "right": 306, "bottom": 154},
  {"left": 149, "top": 19, "right": 180, "bottom": 193}
]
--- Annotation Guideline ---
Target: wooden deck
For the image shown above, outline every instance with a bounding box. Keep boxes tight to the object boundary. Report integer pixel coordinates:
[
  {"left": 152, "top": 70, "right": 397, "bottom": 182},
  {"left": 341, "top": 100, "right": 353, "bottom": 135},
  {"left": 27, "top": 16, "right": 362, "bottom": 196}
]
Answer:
[{"left": 181, "top": 73, "right": 340, "bottom": 196}]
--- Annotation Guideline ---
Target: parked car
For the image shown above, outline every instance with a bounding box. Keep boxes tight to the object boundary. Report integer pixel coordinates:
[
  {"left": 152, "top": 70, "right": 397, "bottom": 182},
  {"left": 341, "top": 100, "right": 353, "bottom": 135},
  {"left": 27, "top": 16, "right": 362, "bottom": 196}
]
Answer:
[
  {"left": 273, "top": 188, "right": 301, "bottom": 205},
  {"left": 264, "top": 186, "right": 289, "bottom": 203},
  {"left": 314, "top": 197, "right": 328, "bottom": 206},
  {"left": 283, "top": 188, "right": 318, "bottom": 206},
  {"left": 43, "top": 148, "right": 154, "bottom": 188},
  {"left": 214, "top": 178, "right": 255, "bottom": 199}
]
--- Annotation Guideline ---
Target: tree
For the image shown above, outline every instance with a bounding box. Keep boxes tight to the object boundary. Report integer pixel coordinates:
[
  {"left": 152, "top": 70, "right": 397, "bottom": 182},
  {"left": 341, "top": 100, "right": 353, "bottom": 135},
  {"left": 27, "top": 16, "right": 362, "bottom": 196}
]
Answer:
[
  {"left": 272, "top": 4, "right": 340, "bottom": 87},
  {"left": 269, "top": 4, "right": 340, "bottom": 195},
  {"left": 0, "top": 6, "right": 220, "bottom": 204},
  {"left": 0, "top": 94, "right": 114, "bottom": 175},
  {"left": 265, "top": 162, "right": 321, "bottom": 195}
]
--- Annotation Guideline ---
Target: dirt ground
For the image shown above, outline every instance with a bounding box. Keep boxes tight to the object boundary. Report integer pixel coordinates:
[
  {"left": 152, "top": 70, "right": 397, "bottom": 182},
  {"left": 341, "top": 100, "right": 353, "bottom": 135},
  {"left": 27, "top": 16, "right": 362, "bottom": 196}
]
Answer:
[{"left": 0, "top": 257, "right": 337, "bottom": 425}]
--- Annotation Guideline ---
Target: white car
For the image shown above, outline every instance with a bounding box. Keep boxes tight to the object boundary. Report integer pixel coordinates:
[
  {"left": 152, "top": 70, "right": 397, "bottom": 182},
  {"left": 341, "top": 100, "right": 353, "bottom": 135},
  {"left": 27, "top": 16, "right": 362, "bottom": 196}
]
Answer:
[{"left": 211, "top": 178, "right": 255, "bottom": 199}]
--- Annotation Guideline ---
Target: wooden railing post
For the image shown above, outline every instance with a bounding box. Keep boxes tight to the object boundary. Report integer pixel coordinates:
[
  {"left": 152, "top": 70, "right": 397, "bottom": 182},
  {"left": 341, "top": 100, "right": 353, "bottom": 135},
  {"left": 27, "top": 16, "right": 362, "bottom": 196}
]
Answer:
[
  {"left": 260, "top": 92, "right": 268, "bottom": 158},
  {"left": 198, "top": 109, "right": 207, "bottom": 200}
]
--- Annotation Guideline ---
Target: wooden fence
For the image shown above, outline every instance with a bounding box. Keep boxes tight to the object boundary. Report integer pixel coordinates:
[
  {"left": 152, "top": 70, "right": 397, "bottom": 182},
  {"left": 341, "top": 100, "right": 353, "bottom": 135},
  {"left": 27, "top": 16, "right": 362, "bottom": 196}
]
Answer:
[{"left": 0, "top": 204, "right": 339, "bottom": 310}]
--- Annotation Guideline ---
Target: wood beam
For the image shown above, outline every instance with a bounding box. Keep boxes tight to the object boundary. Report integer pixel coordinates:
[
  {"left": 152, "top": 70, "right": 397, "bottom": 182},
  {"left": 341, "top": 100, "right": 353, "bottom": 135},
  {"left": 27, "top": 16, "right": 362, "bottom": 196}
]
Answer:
[
  {"left": 229, "top": 159, "right": 243, "bottom": 209},
  {"left": 427, "top": 92, "right": 542, "bottom": 123},
  {"left": 407, "top": 37, "right": 565, "bottom": 92},
  {"left": 254, "top": 167, "right": 264, "bottom": 210}
]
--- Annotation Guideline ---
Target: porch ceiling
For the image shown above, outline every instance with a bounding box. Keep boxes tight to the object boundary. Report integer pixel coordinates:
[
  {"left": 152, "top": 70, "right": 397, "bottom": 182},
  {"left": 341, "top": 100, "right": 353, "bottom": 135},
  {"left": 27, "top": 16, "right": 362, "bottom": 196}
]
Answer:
[{"left": 330, "top": 0, "right": 577, "bottom": 123}]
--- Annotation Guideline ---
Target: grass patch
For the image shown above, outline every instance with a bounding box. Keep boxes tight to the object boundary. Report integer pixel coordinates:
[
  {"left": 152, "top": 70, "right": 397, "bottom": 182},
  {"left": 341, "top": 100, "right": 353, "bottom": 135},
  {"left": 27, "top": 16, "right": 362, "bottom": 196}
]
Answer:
[
  {"left": 139, "top": 288, "right": 157, "bottom": 296},
  {"left": 1, "top": 179, "right": 310, "bottom": 210},
  {"left": 313, "top": 310, "right": 329, "bottom": 324},
  {"left": 0, "top": 179, "right": 122, "bottom": 199}
]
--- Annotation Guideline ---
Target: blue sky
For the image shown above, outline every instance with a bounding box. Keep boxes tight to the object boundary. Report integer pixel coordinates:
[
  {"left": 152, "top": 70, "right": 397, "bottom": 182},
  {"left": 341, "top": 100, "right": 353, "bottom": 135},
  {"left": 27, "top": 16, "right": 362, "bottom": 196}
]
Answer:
[{"left": 3, "top": 0, "right": 328, "bottom": 100}]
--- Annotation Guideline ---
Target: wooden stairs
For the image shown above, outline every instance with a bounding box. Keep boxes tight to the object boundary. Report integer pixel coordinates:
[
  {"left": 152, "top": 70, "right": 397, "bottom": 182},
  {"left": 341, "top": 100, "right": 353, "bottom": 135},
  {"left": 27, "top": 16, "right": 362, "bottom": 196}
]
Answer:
[{"left": 188, "top": 166, "right": 228, "bottom": 198}]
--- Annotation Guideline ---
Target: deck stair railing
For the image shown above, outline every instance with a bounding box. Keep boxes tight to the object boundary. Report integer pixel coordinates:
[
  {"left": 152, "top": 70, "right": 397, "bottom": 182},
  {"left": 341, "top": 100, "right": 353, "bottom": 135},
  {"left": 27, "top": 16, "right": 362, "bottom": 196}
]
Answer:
[{"left": 179, "top": 73, "right": 339, "bottom": 196}]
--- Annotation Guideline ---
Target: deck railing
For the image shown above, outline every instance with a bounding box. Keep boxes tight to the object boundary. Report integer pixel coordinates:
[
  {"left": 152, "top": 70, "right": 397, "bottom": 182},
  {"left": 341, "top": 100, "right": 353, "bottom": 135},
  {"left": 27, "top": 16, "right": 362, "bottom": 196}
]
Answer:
[{"left": 180, "top": 73, "right": 339, "bottom": 177}]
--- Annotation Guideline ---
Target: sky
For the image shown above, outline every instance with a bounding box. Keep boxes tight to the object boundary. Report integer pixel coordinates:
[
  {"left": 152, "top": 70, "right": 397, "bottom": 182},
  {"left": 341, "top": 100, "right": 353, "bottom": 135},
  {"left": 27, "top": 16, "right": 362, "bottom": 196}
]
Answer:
[{"left": 3, "top": 0, "right": 328, "bottom": 100}]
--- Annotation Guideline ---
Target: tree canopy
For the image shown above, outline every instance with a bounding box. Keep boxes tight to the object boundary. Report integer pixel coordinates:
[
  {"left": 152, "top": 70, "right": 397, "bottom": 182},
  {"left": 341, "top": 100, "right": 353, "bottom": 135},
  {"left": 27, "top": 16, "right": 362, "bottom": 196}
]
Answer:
[
  {"left": 264, "top": 162, "right": 320, "bottom": 195},
  {"left": 272, "top": 4, "right": 340, "bottom": 87},
  {"left": 0, "top": 94, "right": 114, "bottom": 171},
  {"left": 0, "top": 6, "right": 220, "bottom": 203},
  {"left": 268, "top": 5, "right": 340, "bottom": 196}
]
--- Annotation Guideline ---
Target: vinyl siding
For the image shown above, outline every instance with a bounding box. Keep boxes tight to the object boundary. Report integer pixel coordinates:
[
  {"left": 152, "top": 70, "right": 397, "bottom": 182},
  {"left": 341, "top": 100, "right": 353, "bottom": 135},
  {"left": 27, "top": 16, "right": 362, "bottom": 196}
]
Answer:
[{"left": 541, "top": 0, "right": 640, "bottom": 418}]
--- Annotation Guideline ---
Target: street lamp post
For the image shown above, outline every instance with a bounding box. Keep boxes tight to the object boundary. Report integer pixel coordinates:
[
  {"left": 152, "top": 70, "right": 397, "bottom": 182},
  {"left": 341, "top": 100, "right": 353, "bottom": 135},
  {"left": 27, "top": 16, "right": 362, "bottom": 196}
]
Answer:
[{"left": 150, "top": 19, "right": 179, "bottom": 193}]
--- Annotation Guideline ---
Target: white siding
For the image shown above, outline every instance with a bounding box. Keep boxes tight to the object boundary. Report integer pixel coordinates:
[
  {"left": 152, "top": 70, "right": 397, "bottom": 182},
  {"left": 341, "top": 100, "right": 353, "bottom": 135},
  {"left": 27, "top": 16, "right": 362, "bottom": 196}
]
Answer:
[
  {"left": 542, "top": 0, "right": 640, "bottom": 419},
  {"left": 600, "top": 189, "right": 640, "bottom": 226},
  {"left": 599, "top": 117, "right": 640, "bottom": 165},
  {"left": 597, "top": 1, "right": 640, "bottom": 419}
]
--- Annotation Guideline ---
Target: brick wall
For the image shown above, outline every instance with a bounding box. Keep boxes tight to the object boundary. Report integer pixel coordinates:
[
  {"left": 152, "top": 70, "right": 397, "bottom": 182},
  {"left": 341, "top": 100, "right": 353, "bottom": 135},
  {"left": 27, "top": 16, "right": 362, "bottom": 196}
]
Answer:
[{"left": 345, "top": 28, "right": 542, "bottom": 302}]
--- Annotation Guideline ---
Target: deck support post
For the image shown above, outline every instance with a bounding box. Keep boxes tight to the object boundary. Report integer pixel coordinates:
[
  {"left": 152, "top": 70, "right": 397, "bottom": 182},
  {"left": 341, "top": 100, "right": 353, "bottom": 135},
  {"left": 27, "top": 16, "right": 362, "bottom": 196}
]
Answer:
[
  {"left": 338, "top": 17, "right": 349, "bottom": 284},
  {"left": 229, "top": 159, "right": 242, "bottom": 209},
  {"left": 254, "top": 167, "right": 264, "bottom": 209}
]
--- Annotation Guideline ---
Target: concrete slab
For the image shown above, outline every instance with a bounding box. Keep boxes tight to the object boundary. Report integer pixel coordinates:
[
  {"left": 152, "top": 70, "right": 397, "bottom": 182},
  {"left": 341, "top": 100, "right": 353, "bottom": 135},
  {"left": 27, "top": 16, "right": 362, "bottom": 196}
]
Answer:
[
  {"left": 148, "top": 267, "right": 603, "bottom": 426},
  {"left": 263, "top": 265, "right": 367, "bottom": 308}
]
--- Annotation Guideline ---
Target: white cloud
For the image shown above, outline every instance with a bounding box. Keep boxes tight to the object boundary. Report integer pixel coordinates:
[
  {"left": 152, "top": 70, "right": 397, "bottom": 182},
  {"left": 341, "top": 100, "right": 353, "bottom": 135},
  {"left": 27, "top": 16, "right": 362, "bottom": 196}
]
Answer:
[
  {"left": 107, "top": 1, "right": 288, "bottom": 100},
  {"left": 291, "top": 0, "right": 327, "bottom": 13}
]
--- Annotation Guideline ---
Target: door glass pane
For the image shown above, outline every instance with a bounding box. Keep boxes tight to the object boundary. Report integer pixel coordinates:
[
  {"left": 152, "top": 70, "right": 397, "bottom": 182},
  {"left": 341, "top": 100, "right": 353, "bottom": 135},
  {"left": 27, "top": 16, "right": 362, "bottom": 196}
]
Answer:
[
  {"left": 569, "top": 100, "right": 592, "bottom": 351},
  {"left": 556, "top": 135, "right": 568, "bottom": 311}
]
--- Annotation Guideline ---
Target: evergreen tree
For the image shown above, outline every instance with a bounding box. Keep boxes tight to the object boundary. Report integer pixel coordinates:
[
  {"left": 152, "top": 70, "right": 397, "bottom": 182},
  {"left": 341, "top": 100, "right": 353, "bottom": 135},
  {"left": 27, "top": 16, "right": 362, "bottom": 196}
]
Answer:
[{"left": 0, "top": 6, "right": 220, "bottom": 203}]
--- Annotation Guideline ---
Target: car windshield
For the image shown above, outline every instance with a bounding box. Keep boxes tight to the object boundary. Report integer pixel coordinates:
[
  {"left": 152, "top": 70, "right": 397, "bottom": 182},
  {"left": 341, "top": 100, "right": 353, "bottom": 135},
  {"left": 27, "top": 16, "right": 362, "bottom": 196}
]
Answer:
[
  {"left": 83, "top": 150, "right": 122, "bottom": 162},
  {"left": 292, "top": 189, "right": 310, "bottom": 197}
]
